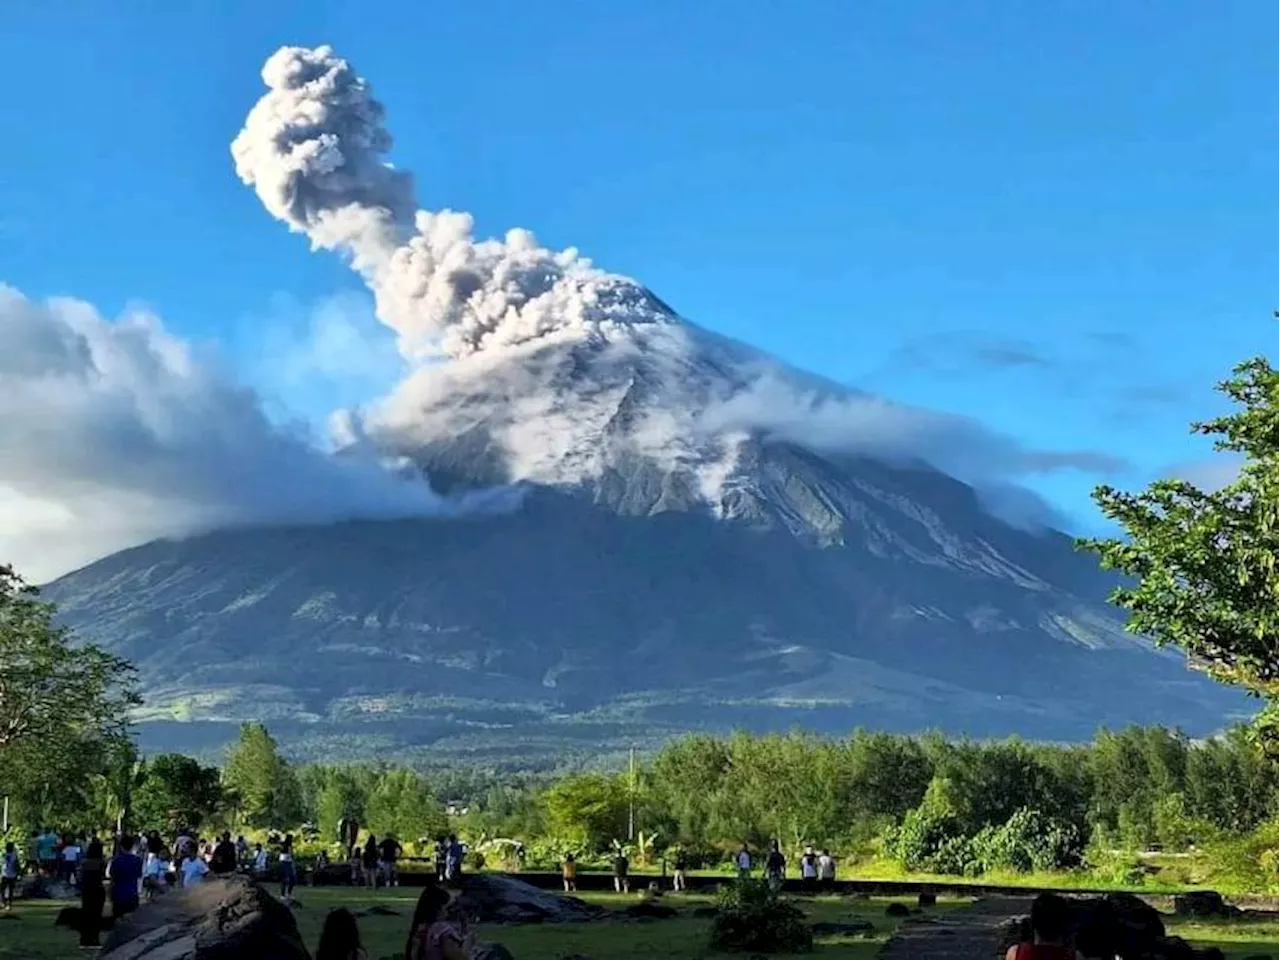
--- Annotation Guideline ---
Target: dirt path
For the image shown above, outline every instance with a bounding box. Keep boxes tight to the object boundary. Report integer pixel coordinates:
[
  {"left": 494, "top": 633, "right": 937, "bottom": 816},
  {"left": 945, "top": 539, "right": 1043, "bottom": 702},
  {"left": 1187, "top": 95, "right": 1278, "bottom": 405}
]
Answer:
[{"left": 877, "top": 896, "right": 1031, "bottom": 960}]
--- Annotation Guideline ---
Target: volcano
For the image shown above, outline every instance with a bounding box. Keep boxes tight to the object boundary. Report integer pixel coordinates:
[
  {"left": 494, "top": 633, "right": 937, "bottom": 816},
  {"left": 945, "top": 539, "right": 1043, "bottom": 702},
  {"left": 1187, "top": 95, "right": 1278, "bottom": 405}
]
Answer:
[{"left": 38, "top": 45, "right": 1243, "bottom": 767}]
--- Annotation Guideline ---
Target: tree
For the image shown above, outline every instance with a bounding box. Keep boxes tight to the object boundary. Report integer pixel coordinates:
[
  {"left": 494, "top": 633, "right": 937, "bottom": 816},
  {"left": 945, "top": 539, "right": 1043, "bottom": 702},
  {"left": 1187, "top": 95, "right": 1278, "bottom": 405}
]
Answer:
[
  {"left": 1079, "top": 357, "right": 1279, "bottom": 757},
  {"left": 541, "top": 773, "right": 630, "bottom": 853},
  {"left": 221, "top": 723, "right": 300, "bottom": 828},
  {"left": 0, "top": 565, "right": 139, "bottom": 753},
  {"left": 132, "top": 754, "right": 224, "bottom": 832}
]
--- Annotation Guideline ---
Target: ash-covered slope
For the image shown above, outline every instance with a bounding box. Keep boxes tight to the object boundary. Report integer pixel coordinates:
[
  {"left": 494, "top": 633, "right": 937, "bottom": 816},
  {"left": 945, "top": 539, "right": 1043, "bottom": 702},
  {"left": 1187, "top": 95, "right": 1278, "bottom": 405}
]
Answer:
[{"left": 44, "top": 438, "right": 1240, "bottom": 766}]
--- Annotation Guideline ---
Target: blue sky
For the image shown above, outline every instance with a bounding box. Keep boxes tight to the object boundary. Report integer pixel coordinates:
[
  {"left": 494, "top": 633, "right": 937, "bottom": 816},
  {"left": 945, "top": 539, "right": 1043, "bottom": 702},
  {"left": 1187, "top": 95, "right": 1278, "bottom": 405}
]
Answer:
[{"left": 1, "top": 0, "right": 1274, "bottom": 532}]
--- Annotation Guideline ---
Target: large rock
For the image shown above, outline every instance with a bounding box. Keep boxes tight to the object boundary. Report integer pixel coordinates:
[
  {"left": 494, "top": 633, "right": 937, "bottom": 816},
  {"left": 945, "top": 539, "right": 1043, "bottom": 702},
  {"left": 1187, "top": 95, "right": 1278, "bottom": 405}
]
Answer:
[
  {"left": 18, "top": 876, "right": 78, "bottom": 900},
  {"left": 98, "top": 874, "right": 310, "bottom": 960},
  {"left": 1172, "top": 891, "right": 1239, "bottom": 919},
  {"left": 457, "top": 874, "right": 604, "bottom": 924}
]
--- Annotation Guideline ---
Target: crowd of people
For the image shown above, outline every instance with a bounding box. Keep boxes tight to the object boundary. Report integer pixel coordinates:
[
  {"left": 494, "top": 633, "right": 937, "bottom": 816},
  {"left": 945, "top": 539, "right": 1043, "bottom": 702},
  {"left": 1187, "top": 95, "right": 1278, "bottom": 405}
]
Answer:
[{"left": 731, "top": 840, "right": 838, "bottom": 892}]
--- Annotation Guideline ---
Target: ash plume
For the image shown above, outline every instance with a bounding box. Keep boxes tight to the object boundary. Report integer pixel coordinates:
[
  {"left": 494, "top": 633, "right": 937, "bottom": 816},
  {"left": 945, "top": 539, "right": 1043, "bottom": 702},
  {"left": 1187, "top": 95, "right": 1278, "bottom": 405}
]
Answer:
[{"left": 232, "top": 45, "right": 672, "bottom": 362}]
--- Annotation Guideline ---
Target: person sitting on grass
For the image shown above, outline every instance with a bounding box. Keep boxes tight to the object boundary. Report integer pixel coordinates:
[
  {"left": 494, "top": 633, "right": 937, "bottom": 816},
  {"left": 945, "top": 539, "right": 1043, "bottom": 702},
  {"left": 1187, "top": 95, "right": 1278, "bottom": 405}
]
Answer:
[
  {"left": 1005, "top": 893, "right": 1081, "bottom": 960},
  {"left": 404, "top": 884, "right": 471, "bottom": 960},
  {"left": 317, "top": 907, "right": 367, "bottom": 960}
]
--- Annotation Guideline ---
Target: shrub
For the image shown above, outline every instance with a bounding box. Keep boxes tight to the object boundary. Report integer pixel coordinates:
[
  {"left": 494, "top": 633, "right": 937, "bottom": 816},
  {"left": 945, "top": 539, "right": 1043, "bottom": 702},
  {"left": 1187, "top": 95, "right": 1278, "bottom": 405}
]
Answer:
[
  {"left": 1199, "top": 820, "right": 1280, "bottom": 895},
  {"left": 886, "top": 807, "right": 968, "bottom": 873},
  {"left": 971, "top": 808, "right": 1083, "bottom": 873},
  {"left": 708, "top": 879, "right": 813, "bottom": 953}
]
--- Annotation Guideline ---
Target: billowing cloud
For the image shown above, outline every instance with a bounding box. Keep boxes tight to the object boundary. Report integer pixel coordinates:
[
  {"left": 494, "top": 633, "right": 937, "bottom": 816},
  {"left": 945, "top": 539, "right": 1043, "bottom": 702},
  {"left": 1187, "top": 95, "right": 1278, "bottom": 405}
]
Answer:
[
  {"left": 0, "top": 285, "right": 444, "bottom": 582},
  {"left": 229, "top": 44, "right": 1129, "bottom": 525}
]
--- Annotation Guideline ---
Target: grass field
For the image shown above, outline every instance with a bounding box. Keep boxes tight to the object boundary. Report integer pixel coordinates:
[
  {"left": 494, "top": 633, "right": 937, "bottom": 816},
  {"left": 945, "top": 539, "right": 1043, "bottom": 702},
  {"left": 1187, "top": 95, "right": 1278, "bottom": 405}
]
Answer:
[{"left": 0, "top": 886, "right": 1272, "bottom": 959}]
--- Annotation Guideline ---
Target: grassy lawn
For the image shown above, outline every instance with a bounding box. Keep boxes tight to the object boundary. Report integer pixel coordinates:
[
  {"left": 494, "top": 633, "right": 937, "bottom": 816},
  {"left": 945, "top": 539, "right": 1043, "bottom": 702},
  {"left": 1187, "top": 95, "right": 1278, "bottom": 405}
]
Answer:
[
  {"left": 0, "top": 888, "right": 950, "bottom": 960},
  {"left": 1164, "top": 915, "right": 1279, "bottom": 960},
  {"left": 0, "top": 886, "right": 1271, "bottom": 959}
]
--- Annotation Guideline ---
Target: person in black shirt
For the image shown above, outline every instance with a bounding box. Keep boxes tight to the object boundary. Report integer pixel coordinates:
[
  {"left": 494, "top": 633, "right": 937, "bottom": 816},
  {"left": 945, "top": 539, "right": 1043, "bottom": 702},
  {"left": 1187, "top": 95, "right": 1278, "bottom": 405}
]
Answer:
[
  {"left": 377, "top": 834, "right": 402, "bottom": 887},
  {"left": 612, "top": 850, "right": 630, "bottom": 893},
  {"left": 765, "top": 841, "right": 786, "bottom": 893},
  {"left": 672, "top": 848, "right": 688, "bottom": 892},
  {"left": 361, "top": 836, "right": 379, "bottom": 889},
  {"left": 210, "top": 832, "right": 238, "bottom": 875}
]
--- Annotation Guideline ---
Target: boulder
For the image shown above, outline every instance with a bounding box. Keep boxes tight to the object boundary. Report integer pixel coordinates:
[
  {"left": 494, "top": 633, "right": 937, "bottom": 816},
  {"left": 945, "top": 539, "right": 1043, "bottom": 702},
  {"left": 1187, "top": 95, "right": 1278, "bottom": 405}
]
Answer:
[
  {"left": 917, "top": 892, "right": 937, "bottom": 908},
  {"left": 457, "top": 874, "right": 604, "bottom": 925},
  {"left": 98, "top": 874, "right": 309, "bottom": 960},
  {"left": 18, "top": 876, "right": 78, "bottom": 900},
  {"left": 885, "top": 903, "right": 911, "bottom": 917},
  {"left": 470, "top": 944, "right": 515, "bottom": 960},
  {"left": 1172, "top": 891, "right": 1239, "bottom": 919}
]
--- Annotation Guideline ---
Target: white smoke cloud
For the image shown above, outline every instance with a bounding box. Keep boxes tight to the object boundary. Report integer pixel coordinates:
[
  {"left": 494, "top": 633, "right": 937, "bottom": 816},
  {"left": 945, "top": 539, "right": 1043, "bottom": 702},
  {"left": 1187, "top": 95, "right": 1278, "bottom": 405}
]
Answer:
[
  {"left": 232, "top": 44, "right": 1129, "bottom": 521},
  {"left": 232, "top": 45, "right": 675, "bottom": 363},
  {"left": 0, "top": 285, "right": 445, "bottom": 582}
]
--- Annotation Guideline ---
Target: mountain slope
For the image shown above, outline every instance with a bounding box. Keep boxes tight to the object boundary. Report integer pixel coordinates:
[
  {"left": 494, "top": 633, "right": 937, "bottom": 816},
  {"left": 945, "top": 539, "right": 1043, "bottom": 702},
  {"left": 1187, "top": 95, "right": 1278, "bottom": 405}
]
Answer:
[{"left": 44, "top": 438, "right": 1241, "bottom": 767}]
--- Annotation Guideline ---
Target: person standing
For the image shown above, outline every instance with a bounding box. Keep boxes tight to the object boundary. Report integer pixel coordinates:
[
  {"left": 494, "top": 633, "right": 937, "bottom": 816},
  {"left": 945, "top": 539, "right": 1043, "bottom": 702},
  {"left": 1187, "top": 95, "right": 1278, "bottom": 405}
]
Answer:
[
  {"left": 765, "top": 841, "right": 786, "bottom": 893},
  {"left": 108, "top": 835, "right": 144, "bottom": 920},
  {"left": 445, "top": 835, "right": 464, "bottom": 884},
  {"left": 1, "top": 842, "right": 19, "bottom": 910},
  {"left": 279, "top": 834, "right": 297, "bottom": 902},
  {"left": 800, "top": 846, "right": 818, "bottom": 893},
  {"left": 361, "top": 836, "right": 379, "bottom": 890},
  {"left": 210, "top": 832, "right": 237, "bottom": 875},
  {"left": 78, "top": 838, "right": 106, "bottom": 947},
  {"left": 433, "top": 837, "right": 447, "bottom": 883},
  {"left": 612, "top": 849, "right": 630, "bottom": 893},
  {"left": 817, "top": 849, "right": 836, "bottom": 892},
  {"left": 36, "top": 827, "right": 57, "bottom": 878},
  {"left": 735, "top": 843, "right": 752, "bottom": 880},
  {"left": 60, "top": 834, "right": 83, "bottom": 886},
  {"left": 561, "top": 853, "right": 577, "bottom": 892},
  {"left": 672, "top": 848, "right": 688, "bottom": 892},
  {"left": 378, "top": 834, "right": 402, "bottom": 888}
]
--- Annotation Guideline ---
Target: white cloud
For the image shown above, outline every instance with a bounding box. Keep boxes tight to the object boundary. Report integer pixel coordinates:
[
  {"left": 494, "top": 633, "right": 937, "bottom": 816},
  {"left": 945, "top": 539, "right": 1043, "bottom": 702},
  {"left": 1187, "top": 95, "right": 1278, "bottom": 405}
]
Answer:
[
  {"left": 0, "top": 285, "right": 444, "bottom": 582},
  {"left": 1165, "top": 454, "right": 1244, "bottom": 492}
]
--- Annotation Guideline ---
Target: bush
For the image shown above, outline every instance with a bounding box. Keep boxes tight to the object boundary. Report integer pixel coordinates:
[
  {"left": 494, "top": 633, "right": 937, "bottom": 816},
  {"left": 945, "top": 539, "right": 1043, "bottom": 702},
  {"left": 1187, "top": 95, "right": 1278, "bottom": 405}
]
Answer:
[
  {"left": 886, "top": 807, "right": 969, "bottom": 873},
  {"left": 465, "top": 850, "right": 486, "bottom": 872},
  {"left": 888, "top": 805, "right": 1083, "bottom": 876},
  {"left": 971, "top": 808, "right": 1083, "bottom": 873},
  {"left": 1199, "top": 820, "right": 1280, "bottom": 895},
  {"left": 708, "top": 879, "right": 813, "bottom": 954}
]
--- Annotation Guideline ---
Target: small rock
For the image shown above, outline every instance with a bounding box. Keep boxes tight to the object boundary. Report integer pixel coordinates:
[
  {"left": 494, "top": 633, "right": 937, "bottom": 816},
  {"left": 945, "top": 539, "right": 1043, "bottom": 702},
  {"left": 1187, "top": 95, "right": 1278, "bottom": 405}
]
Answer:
[
  {"left": 809, "top": 920, "right": 875, "bottom": 936},
  {"left": 1172, "top": 891, "right": 1238, "bottom": 919},
  {"left": 623, "top": 901, "right": 678, "bottom": 920},
  {"left": 354, "top": 903, "right": 401, "bottom": 917},
  {"left": 885, "top": 902, "right": 911, "bottom": 917},
  {"left": 917, "top": 892, "right": 937, "bottom": 907},
  {"left": 470, "top": 944, "right": 515, "bottom": 960}
]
